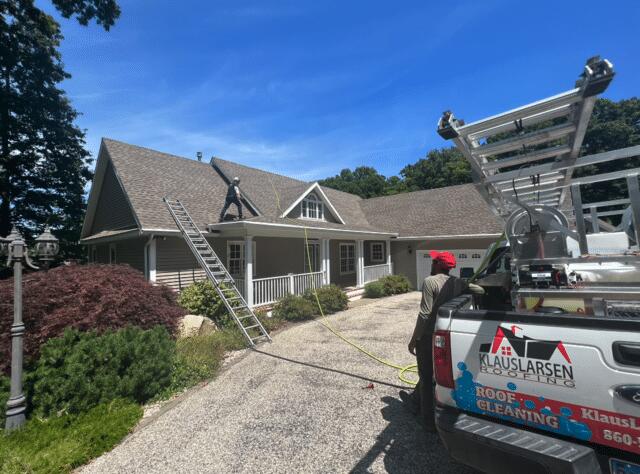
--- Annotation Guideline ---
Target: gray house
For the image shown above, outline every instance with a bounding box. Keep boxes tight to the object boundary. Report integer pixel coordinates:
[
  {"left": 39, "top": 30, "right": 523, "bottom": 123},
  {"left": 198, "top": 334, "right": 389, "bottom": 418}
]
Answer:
[{"left": 81, "top": 139, "right": 502, "bottom": 306}]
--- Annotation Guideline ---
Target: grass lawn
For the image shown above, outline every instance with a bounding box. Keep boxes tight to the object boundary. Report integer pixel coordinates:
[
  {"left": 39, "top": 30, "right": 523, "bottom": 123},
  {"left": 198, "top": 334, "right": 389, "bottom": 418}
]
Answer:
[{"left": 0, "top": 399, "right": 142, "bottom": 474}]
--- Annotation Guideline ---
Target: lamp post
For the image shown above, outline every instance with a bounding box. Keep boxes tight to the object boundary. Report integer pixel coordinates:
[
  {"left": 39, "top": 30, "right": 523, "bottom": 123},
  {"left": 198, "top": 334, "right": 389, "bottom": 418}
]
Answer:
[{"left": 1, "top": 226, "right": 59, "bottom": 430}]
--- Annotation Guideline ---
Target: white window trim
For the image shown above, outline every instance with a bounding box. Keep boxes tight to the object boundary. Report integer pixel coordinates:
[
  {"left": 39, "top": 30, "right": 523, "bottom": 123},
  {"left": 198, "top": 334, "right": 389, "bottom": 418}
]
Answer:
[
  {"left": 109, "top": 244, "right": 117, "bottom": 264},
  {"left": 227, "top": 240, "right": 256, "bottom": 277},
  {"left": 301, "top": 193, "right": 324, "bottom": 221},
  {"left": 304, "top": 240, "right": 320, "bottom": 273},
  {"left": 370, "top": 242, "right": 385, "bottom": 263},
  {"left": 339, "top": 242, "right": 356, "bottom": 275}
]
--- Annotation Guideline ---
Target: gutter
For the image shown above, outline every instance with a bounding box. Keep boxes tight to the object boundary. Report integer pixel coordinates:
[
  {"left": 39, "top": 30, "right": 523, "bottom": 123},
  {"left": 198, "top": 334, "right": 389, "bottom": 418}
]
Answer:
[
  {"left": 395, "top": 233, "right": 502, "bottom": 241},
  {"left": 208, "top": 220, "right": 398, "bottom": 237}
]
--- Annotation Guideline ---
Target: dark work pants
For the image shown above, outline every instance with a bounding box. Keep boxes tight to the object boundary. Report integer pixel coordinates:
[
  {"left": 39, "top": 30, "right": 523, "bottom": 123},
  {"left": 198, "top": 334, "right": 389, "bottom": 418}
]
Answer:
[
  {"left": 220, "top": 197, "right": 243, "bottom": 219},
  {"left": 416, "top": 334, "right": 435, "bottom": 429}
]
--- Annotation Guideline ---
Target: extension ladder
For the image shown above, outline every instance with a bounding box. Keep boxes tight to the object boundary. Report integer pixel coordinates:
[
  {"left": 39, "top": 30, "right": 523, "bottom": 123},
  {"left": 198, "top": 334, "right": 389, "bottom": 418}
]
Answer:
[
  {"left": 163, "top": 197, "right": 271, "bottom": 346},
  {"left": 437, "top": 56, "right": 615, "bottom": 218}
]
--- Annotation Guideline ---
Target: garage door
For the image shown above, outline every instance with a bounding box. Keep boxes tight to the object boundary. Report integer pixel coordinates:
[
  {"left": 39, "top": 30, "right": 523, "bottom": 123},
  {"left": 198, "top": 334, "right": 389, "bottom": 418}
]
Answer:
[{"left": 416, "top": 249, "right": 486, "bottom": 288}]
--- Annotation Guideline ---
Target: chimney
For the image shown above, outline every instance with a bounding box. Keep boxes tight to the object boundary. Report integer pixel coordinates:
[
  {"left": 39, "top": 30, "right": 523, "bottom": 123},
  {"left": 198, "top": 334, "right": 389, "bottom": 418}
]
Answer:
[{"left": 196, "top": 152, "right": 202, "bottom": 162}]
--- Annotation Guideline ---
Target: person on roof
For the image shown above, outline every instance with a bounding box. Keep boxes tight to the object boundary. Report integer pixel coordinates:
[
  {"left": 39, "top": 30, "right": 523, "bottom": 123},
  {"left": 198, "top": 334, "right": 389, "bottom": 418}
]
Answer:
[
  {"left": 219, "top": 177, "right": 244, "bottom": 222},
  {"left": 400, "top": 250, "right": 484, "bottom": 431}
]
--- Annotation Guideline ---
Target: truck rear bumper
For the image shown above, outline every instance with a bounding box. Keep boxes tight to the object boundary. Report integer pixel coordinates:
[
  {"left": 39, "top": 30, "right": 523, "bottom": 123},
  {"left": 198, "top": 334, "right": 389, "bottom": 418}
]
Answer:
[{"left": 435, "top": 406, "right": 602, "bottom": 474}]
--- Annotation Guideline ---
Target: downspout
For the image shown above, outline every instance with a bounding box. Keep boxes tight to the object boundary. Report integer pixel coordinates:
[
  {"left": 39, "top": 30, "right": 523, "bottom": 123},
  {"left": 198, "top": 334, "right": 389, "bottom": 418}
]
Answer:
[{"left": 144, "top": 234, "right": 155, "bottom": 282}]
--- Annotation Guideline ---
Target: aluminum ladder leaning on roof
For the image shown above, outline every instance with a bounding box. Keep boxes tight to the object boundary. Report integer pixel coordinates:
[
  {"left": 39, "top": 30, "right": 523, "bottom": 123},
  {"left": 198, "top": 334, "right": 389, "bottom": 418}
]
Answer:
[
  {"left": 163, "top": 197, "right": 271, "bottom": 346},
  {"left": 436, "top": 56, "right": 616, "bottom": 218}
]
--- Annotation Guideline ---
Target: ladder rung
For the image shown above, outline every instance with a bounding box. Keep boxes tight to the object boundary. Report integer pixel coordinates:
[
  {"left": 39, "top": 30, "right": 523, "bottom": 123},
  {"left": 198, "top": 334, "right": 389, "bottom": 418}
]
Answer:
[
  {"left": 243, "top": 324, "right": 261, "bottom": 330},
  {"left": 238, "top": 314, "right": 254, "bottom": 320}
]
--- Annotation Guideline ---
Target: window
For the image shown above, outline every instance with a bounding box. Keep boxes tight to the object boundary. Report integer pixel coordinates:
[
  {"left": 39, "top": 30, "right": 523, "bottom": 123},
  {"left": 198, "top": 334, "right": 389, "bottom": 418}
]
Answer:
[
  {"left": 472, "top": 253, "right": 482, "bottom": 259},
  {"left": 90, "top": 246, "right": 97, "bottom": 263},
  {"left": 458, "top": 253, "right": 467, "bottom": 259},
  {"left": 227, "top": 241, "right": 256, "bottom": 277},
  {"left": 370, "top": 242, "right": 385, "bottom": 263},
  {"left": 501, "top": 346, "right": 512, "bottom": 356},
  {"left": 109, "top": 244, "right": 117, "bottom": 264},
  {"left": 340, "top": 243, "right": 355, "bottom": 274},
  {"left": 304, "top": 241, "right": 320, "bottom": 273},
  {"left": 301, "top": 193, "right": 324, "bottom": 220}
]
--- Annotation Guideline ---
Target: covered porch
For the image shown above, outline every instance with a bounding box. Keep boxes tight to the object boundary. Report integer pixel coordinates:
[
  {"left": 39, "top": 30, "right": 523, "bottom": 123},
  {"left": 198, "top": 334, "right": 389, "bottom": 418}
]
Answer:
[{"left": 209, "top": 220, "right": 395, "bottom": 307}]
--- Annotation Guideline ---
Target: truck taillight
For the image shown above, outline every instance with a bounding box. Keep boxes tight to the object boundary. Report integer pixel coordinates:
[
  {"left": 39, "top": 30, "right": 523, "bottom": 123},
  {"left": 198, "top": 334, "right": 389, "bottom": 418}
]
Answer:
[{"left": 433, "top": 330, "right": 455, "bottom": 389}]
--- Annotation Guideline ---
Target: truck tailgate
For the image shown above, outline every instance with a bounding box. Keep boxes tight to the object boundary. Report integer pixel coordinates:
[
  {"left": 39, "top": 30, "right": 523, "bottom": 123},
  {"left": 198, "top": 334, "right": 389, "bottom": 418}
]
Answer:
[{"left": 437, "top": 305, "right": 640, "bottom": 456}]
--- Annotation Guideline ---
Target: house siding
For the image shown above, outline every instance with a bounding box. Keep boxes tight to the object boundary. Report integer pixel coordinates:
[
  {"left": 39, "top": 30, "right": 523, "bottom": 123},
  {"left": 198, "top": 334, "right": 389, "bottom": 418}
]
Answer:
[
  {"left": 391, "top": 237, "right": 500, "bottom": 290},
  {"left": 91, "top": 161, "right": 137, "bottom": 234},
  {"left": 115, "top": 238, "right": 145, "bottom": 273}
]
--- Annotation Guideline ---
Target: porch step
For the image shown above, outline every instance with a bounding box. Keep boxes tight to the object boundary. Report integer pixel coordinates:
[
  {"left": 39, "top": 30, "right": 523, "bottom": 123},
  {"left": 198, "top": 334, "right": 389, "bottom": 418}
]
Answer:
[{"left": 344, "top": 286, "right": 365, "bottom": 301}]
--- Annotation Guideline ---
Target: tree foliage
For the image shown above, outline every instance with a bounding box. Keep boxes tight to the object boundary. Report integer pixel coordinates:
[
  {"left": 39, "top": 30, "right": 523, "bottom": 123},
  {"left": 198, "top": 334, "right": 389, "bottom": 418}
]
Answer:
[
  {"left": 400, "top": 147, "right": 471, "bottom": 191},
  {"left": 0, "top": 0, "right": 120, "bottom": 258}
]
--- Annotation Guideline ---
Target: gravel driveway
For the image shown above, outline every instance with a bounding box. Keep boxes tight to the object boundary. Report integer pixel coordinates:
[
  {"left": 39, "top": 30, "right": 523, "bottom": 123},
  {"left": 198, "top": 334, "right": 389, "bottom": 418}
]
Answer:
[{"left": 81, "top": 292, "right": 474, "bottom": 474}]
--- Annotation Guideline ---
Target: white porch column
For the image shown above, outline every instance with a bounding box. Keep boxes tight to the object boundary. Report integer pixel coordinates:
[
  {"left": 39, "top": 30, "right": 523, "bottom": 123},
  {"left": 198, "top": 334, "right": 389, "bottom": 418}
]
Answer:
[
  {"left": 386, "top": 239, "right": 392, "bottom": 275},
  {"left": 148, "top": 237, "right": 157, "bottom": 283},
  {"left": 245, "top": 236, "right": 254, "bottom": 307},
  {"left": 356, "top": 240, "right": 364, "bottom": 287},
  {"left": 321, "top": 239, "right": 330, "bottom": 285}
]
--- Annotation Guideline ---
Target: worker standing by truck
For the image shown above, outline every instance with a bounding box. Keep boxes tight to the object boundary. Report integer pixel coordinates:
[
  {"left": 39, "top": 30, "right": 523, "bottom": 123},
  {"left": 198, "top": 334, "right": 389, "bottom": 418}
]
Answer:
[{"left": 400, "top": 251, "right": 484, "bottom": 431}]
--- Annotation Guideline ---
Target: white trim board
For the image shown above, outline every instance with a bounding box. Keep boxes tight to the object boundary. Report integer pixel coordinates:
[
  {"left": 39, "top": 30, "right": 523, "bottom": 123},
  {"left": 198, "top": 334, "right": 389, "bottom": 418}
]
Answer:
[{"left": 279, "top": 182, "right": 345, "bottom": 225}]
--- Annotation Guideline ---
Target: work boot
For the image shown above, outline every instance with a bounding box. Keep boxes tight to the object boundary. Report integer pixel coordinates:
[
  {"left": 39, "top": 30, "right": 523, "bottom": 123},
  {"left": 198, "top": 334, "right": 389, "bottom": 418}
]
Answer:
[{"left": 399, "top": 390, "right": 419, "bottom": 415}]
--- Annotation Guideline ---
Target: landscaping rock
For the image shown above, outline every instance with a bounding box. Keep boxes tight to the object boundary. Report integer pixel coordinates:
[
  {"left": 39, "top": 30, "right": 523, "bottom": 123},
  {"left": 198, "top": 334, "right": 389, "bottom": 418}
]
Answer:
[{"left": 179, "top": 314, "right": 217, "bottom": 338}]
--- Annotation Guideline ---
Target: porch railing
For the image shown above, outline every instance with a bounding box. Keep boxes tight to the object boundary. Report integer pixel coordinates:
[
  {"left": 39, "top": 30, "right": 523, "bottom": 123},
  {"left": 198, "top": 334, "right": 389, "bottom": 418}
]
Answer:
[
  {"left": 253, "top": 271, "right": 325, "bottom": 307},
  {"left": 363, "top": 263, "right": 392, "bottom": 284}
]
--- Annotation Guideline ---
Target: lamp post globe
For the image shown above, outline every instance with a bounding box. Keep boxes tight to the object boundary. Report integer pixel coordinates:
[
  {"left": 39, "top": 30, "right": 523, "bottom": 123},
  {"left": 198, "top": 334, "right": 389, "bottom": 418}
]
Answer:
[{"left": 34, "top": 226, "right": 60, "bottom": 265}]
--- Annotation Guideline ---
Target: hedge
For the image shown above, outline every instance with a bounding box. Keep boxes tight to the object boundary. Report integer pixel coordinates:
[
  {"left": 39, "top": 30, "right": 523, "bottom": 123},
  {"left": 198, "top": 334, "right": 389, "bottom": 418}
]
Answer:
[
  {"left": 28, "top": 327, "right": 175, "bottom": 417},
  {"left": 364, "top": 274, "right": 412, "bottom": 298}
]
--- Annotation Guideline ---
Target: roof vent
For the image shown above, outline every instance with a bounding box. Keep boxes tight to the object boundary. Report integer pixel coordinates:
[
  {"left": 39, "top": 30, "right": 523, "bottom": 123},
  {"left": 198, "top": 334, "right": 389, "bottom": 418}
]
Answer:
[{"left": 196, "top": 152, "right": 202, "bottom": 162}]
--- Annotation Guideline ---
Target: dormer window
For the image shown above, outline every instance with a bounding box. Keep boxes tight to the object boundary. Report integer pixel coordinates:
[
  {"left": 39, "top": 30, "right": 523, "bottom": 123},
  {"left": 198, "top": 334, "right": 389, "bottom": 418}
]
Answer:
[{"left": 302, "top": 194, "right": 324, "bottom": 220}]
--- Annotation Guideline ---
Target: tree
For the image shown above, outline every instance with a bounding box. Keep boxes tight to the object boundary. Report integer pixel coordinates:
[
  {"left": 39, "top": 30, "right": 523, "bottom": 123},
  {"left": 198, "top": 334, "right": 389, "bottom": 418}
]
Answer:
[
  {"left": 400, "top": 147, "right": 471, "bottom": 191},
  {"left": 0, "top": 0, "right": 120, "bottom": 259},
  {"left": 320, "top": 166, "right": 390, "bottom": 198},
  {"left": 576, "top": 98, "right": 640, "bottom": 203}
]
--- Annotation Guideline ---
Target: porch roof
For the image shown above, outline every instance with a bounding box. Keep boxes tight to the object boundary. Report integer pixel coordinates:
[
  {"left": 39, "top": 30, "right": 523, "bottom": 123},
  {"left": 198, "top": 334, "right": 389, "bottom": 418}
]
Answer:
[{"left": 208, "top": 216, "right": 397, "bottom": 239}]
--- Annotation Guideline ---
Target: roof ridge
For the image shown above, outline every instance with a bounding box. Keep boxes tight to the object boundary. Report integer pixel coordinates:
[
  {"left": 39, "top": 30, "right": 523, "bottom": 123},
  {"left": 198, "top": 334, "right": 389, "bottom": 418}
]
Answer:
[
  {"left": 102, "top": 138, "right": 211, "bottom": 167},
  {"left": 213, "top": 156, "right": 310, "bottom": 185},
  {"left": 360, "top": 183, "right": 475, "bottom": 203}
]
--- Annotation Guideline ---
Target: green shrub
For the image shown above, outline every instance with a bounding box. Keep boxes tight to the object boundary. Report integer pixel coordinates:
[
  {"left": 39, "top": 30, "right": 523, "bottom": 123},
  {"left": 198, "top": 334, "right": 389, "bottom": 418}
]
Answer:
[
  {"left": 272, "top": 294, "right": 316, "bottom": 321},
  {"left": 380, "top": 274, "right": 412, "bottom": 295},
  {"left": 0, "top": 399, "right": 142, "bottom": 473},
  {"left": 178, "top": 280, "right": 235, "bottom": 328},
  {"left": 29, "top": 327, "right": 174, "bottom": 417},
  {"left": 304, "top": 284, "right": 348, "bottom": 314},
  {"left": 365, "top": 275, "right": 412, "bottom": 298},
  {"left": 364, "top": 281, "right": 386, "bottom": 298},
  {"left": 0, "top": 376, "right": 9, "bottom": 428}
]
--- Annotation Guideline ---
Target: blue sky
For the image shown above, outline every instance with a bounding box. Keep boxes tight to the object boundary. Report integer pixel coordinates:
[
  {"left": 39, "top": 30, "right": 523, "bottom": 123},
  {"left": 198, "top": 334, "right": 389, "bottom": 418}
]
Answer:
[{"left": 41, "top": 0, "right": 639, "bottom": 181}]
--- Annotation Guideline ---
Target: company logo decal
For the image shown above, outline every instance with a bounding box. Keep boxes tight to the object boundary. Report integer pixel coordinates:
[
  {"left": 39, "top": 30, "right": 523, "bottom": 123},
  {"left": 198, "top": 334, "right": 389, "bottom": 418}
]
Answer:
[
  {"left": 451, "top": 362, "right": 640, "bottom": 456},
  {"left": 478, "top": 325, "right": 575, "bottom": 388}
]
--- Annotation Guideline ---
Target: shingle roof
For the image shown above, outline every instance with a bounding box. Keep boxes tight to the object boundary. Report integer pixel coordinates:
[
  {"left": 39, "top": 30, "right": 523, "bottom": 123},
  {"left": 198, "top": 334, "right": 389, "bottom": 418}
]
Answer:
[
  {"left": 359, "top": 184, "right": 503, "bottom": 237},
  {"left": 89, "top": 139, "right": 502, "bottom": 238},
  {"left": 212, "top": 158, "right": 372, "bottom": 226},
  {"left": 102, "top": 139, "right": 241, "bottom": 231}
]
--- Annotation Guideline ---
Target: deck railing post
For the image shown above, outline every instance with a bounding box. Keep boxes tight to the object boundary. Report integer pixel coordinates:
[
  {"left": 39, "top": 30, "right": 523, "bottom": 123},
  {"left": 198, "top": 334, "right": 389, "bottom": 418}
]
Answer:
[
  {"left": 245, "top": 236, "right": 253, "bottom": 307},
  {"left": 289, "top": 273, "right": 295, "bottom": 295}
]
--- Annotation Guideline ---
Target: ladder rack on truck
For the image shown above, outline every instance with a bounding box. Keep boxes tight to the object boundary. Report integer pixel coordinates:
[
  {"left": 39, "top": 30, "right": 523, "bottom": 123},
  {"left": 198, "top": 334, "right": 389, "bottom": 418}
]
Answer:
[{"left": 437, "top": 56, "right": 615, "bottom": 217}]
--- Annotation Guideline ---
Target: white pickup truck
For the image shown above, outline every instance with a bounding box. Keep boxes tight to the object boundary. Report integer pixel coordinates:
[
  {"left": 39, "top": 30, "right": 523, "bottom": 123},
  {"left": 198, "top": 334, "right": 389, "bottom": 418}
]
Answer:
[
  {"left": 433, "top": 291, "right": 640, "bottom": 473},
  {"left": 433, "top": 57, "right": 640, "bottom": 473}
]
